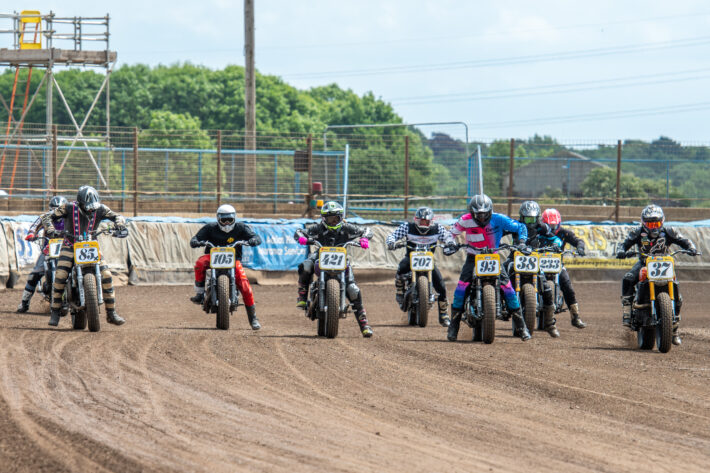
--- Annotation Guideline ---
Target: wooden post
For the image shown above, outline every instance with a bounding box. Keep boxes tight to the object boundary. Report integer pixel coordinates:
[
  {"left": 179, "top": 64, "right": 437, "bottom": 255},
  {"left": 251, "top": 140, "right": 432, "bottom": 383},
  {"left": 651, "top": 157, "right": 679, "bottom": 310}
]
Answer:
[
  {"left": 217, "top": 130, "right": 222, "bottom": 207},
  {"left": 133, "top": 127, "right": 138, "bottom": 217},
  {"left": 51, "top": 124, "right": 58, "bottom": 193},
  {"left": 507, "top": 138, "right": 515, "bottom": 217},
  {"left": 404, "top": 135, "right": 410, "bottom": 219},
  {"left": 244, "top": 0, "right": 256, "bottom": 195},
  {"left": 615, "top": 139, "right": 622, "bottom": 223}
]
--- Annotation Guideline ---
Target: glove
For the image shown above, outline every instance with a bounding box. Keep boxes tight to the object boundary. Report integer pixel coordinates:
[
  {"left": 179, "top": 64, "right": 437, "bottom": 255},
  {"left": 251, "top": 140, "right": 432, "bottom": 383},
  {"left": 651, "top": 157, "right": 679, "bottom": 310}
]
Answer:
[
  {"left": 517, "top": 244, "right": 531, "bottom": 255},
  {"left": 298, "top": 236, "right": 309, "bottom": 246},
  {"left": 387, "top": 241, "right": 395, "bottom": 251},
  {"left": 248, "top": 237, "right": 260, "bottom": 246},
  {"left": 577, "top": 247, "right": 585, "bottom": 257},
  {"left": 45, "top": 226, "right": 57, "bottom": 238},
  {"left": 359, "top": 237, "right": 369, "bottom": 249},
  {"left": 687, "top": 248, "right": 699, "bottom": 256},
  {"left": 189, "top": 239, "right": 203, "bottom": 248},
  {"left": 616, "top": 250, "right": 627, "bottom": 259},
  {"left": 25, "top": 233, "right": 35, "bottom": 241},
  {"left": 443, "top": 243, "right": 457, "bottom": 256}
]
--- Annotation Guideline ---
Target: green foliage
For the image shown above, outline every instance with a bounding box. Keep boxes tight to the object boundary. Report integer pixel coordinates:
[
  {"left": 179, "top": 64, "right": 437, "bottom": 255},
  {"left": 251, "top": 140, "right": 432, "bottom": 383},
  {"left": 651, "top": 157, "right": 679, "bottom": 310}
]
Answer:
[{"left": 579, "top": 167, "right": 685, "bottom": 206}]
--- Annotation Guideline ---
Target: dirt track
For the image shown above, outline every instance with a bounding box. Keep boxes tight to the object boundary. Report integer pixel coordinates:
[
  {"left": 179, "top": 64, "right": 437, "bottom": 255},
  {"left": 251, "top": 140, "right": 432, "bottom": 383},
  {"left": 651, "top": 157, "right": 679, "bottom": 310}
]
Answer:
[{"left": 0, "top": 282, "right": 709, "bottom": 473}]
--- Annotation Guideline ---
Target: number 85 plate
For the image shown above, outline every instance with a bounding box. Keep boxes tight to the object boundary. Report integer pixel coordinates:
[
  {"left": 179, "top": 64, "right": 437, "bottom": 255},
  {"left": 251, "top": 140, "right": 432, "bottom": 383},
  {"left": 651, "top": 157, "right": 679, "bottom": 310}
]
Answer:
[{"left": 74, "top": 241, "right": 100, "bottom": 265}]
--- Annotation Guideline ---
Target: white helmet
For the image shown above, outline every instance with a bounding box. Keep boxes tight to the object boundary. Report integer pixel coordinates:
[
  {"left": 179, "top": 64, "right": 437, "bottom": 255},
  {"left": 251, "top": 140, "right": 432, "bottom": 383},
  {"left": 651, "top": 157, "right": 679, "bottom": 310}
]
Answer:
[{"left": 216, "top": 204, "right": 237, "bottom": 233}]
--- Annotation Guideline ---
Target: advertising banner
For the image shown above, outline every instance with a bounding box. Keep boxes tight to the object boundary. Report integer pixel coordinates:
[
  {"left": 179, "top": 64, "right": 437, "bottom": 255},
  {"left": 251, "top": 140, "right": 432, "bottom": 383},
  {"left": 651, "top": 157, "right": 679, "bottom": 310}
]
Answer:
[{"left": 241, "top": 223, "right": 307, "bottom": 271}]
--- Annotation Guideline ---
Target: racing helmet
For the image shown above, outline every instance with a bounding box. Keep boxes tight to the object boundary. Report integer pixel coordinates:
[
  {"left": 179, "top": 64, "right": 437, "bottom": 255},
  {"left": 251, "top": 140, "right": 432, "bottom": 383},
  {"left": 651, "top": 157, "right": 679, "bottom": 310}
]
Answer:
[
  {"left": 641, "top": 204, "right": 664, "bottom": 238},
  {"left": 541, "top": 208, "right": 562, "bottom": 233},
  {"left": 468, "top": 194, "right": 493, "bottom": 227},
  {"left": 49, "top": 195, "right": 67, "bottom": 210},
  {"left": 216, "top": 204, "right": 237, "bottom": 232},
  {"left": 519, "top": 200, "right": 541, "bottom": 228},
  {"left": 321, "top": 201, "right": 344, "bottom": 231},
  {"left": 77, "top": 186, "right": 101, "bottom": 213},
  {"left": 414, "top": 207, "right": 434, "bottom": 234}
]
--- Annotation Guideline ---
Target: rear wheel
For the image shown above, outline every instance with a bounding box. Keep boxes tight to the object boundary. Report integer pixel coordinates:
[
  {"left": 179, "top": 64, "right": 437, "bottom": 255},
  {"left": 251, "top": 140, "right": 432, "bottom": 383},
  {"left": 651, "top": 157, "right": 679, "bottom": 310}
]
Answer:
[
  {"left": 655, "top": 292, "right": 673, "bottom": 353},
  {"left": 416, "top": 275, "right": 429, "bottom": 328},
  {"left": 84, "top": 273, "right": 100, "bottom": 332},
  {"left": 216, "top": 274, "right": 230, "bottom": 330},
  {"left": 521, "top": 283, "right": 537, "bottom": 335},
  {"left": 325, "top": 278, "right": 340, "bottom": 338},
  {"left": 481, "top": 284, "right": 496, "bottom": 344}
]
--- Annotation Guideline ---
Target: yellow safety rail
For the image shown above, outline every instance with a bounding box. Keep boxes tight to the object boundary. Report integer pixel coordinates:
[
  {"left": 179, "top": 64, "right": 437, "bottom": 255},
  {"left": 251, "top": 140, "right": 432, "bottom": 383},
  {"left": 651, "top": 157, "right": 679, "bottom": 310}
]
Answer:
[{"left": 19, "top": 10, "right": 42, "bottom": 50}]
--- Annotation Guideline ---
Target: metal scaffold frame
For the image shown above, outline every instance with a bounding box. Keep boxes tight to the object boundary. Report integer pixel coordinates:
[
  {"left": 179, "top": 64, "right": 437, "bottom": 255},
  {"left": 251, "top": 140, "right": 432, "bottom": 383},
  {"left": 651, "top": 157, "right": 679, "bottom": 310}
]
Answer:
[{"left": 0, "top": 10, "right": 117, "bottom": 195}]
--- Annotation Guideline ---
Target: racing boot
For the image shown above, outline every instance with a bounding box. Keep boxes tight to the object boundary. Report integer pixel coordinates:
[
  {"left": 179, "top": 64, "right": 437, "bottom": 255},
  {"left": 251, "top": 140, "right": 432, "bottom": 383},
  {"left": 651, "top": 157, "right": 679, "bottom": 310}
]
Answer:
[
  {"left": 296, "top": 285, "right": 307, "bottom": 309},
  {"left": 672, "top": 324, "right": 681, "bottom": 346},
  {"left": 543, "top": 305, "right": 560, "bottom": 338},
  {"left": 621, "top": 296, "right": 633, "bottom": 327},
  {"left": 106, "top": 309, "right": 126, "bottom": 326},
  {"left": 246, "top": 305, "right": 261, "bottom": 330},
  {"left": 190, "top": 293, "right": 204, "bottom": 304},
  {"left": 355, "top": 309, "right": 373, "bottom": 338},
  {"left": 16, "top": 290, "right": 32, "bottom": 313},
  {"left": 447, "top": 308, "right": 463, "bottom": 341},
  {"left": 569, "top": 303, "right": 587, "bottom": 329},
  {"left": 394, "top": 276, "right": 406, "bottom": 306},
  {"left": 511, "top": 309, "right": 532, "bottom": 341},
  {"left": 48, "top": 308, "right": 61, "bottom": 326},
  {"left": 438, "top": 299, "right": 451, "bottom": 327}
]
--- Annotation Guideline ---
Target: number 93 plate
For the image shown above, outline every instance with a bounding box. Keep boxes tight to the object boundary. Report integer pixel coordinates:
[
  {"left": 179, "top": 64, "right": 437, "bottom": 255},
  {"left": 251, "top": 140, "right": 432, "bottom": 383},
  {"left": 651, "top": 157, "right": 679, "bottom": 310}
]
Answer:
[
  {"left": 319, "top": 247, "right": 347, "bottom": 270},
  {"left": 74, "top": 241, "right": 100, "bottom": 265},
  {"left": 410, "top": 251, "right": 434, "bottom": 271},
  {"left": 210, "top": 247, "right": 236, "bottom": 269},
  {"left": 646, "top": 256, "right": 674, "bottom": 282},
  {"left": 475, "top": 253, "right": 501, "bottom": 276}
]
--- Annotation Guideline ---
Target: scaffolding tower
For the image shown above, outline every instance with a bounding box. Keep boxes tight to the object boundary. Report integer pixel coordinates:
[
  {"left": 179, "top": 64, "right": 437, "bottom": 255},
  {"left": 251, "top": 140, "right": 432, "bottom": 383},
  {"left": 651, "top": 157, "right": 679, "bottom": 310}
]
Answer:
[{"left": 0, "top": 10, "right": 117, "bottom": 195}]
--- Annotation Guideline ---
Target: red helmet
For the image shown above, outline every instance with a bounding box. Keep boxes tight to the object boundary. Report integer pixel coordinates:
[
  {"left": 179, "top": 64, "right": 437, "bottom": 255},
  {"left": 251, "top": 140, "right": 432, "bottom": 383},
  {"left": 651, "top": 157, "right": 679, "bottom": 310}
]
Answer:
[{"left": 541, "top": 208, "right": 562, "bottom": 233}]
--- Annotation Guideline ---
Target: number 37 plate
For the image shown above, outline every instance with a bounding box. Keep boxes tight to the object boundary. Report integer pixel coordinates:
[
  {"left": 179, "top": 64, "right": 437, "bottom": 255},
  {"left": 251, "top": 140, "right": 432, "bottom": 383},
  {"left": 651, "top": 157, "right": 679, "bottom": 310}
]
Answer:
[{"left": 74, "top": 241, "right": 100, "bottom": 265}]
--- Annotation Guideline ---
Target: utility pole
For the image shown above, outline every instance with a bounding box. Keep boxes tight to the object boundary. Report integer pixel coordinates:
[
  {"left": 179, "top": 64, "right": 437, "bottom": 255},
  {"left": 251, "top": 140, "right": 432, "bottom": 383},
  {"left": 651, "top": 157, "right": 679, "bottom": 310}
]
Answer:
[{"left": 244, "top": 0, "right": 256, "bottom": 195}]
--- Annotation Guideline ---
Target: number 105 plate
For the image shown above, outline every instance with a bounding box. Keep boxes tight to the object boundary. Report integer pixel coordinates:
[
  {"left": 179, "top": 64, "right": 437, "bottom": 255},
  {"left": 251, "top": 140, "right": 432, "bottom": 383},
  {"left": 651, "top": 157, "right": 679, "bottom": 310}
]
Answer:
[
  {"left": 319, "top": 247, "right": 347, "bottom": 270},
  {"left": 210, "top": 247, "right": 236, "bottom": 268}
]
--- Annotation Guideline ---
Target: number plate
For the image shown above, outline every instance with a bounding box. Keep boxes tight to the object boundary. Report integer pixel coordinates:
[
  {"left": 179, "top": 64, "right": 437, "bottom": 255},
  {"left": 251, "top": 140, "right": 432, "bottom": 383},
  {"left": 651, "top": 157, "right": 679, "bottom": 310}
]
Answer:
[
  {"left": 74, "top": 241, "right": 100, "bottom": 265},
  {"left": 319, "top": 247, "right": 347, "bottom": 271},
  {"left": 410, "top": 251, "right": 434, "bottom": 271},
  {"left": 210, "top": 247, "right": 236, "bottom": 269},
  {"left": 539, "top": 253, "right": 562, "bottom": 274},
  {"left": 514, "top": 251, "right": 539, "bottom": 273},
  {"left": 646, "top": 256, "right": 674, "bottom": 282},
  {"left": 48, "top": 238, "right": 63, "bottom": 259},
  {"left": 475, "top": 253, "right": 501, "bottom": 276}
]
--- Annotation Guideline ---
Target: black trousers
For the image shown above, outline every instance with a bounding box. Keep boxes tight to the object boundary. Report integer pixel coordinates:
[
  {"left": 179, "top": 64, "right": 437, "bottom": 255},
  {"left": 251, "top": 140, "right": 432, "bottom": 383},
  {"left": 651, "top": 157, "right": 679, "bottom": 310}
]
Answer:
[
  {"left": 396, "top": 257, "right": 447, "bottom": 300},
  {"left": 558, "top": 267, "right": 577, "bottom": 306}
]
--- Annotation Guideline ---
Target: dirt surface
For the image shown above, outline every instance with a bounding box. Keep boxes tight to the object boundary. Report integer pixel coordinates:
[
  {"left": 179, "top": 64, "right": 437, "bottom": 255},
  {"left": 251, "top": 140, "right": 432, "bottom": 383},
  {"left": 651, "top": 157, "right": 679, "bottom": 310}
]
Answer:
[{"left": 0, "top": 282, "right": 709, "bottom": 473}]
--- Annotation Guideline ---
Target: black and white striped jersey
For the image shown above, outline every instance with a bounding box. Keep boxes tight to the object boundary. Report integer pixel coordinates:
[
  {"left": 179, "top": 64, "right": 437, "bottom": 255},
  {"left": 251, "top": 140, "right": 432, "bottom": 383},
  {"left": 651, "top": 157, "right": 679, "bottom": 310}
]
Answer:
[{"left": 386, "top": 222, "right": 453, "bottom": 252}]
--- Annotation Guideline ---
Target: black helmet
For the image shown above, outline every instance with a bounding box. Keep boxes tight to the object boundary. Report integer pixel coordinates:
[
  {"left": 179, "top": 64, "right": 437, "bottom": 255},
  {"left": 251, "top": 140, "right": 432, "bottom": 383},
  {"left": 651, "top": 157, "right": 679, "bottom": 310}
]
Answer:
[
  {"left": 77, "top": 185, "right": 100, "bottom": 212},
  {"left": 519, "top": 200, "right": 541, "bottom": 227},
  {"left": 641, "top": 204, "right": 664, "bottom": 238},
  {"left": 49, "top": 196, "right": 67, "bottom": 210},
  {"left": 468, "top": 194, "right": 493, "bottom": 227},
  {"left": 414, "top": 207, "right": 434, "bottom": 234}
]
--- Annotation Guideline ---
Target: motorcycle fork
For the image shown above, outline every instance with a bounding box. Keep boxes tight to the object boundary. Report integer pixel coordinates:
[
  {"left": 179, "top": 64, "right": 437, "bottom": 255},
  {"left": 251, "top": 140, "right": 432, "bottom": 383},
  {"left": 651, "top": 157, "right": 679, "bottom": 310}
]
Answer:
[
  {"left": 649, "top": 281, "right": 656, "bottom": 318},
  {"left": 230, "top": 267, "right": 238, "bottom": 306},
  {"left": 514, "top": 272, "right": 520, "bottom": 293},
  {"left": 495, "top": 276, "right": 501, "bottom": 319},
  {"left": 94, "top": 264, "right": 104, "bottom": 305},
  {"left": 210, "top": 268, "right": 219, "bottom": 307},
  {"left": 318, "top": 271, "right": 326, "bottom": 312},
  {"left": 474, "top": 278, "right": 483, "bottom": 319},
  {"left": 339, "top": 271, "right": 347, "bottom": 314},
  {"left": 76, "top": 266, "right": 85, "bottom": 307}
]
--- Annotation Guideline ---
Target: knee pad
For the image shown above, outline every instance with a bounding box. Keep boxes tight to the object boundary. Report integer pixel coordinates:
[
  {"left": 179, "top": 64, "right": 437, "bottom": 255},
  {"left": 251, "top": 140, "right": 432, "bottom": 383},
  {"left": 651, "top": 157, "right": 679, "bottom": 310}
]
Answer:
[{"left": 346, "top": 283, "right": 360, "bottom": 301}]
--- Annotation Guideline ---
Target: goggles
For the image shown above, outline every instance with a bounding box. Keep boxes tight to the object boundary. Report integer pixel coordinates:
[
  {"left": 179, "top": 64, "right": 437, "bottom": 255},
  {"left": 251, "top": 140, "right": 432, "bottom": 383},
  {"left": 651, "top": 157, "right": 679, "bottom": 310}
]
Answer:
[
  {"left": 522, "top": 216, "right": 537, "bottom": 225},
  {"left": 643, "top": 220, "right": 662, "bottom": 229},
  {"left": 218, "top": 216, "right": 235, "bottom": 225},
  {"left": 416, "top": 219, "right": 431, "bottom": 227},
  {"left": 324, "top": 215, "right": 342, "bottom": 226}
]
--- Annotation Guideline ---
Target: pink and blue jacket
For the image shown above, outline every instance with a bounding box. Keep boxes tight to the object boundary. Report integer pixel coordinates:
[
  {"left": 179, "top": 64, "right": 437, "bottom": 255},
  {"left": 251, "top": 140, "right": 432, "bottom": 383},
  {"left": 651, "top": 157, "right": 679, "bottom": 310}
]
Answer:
[{"left": 450, "top": 213, "right": 527, "bottom": 254}]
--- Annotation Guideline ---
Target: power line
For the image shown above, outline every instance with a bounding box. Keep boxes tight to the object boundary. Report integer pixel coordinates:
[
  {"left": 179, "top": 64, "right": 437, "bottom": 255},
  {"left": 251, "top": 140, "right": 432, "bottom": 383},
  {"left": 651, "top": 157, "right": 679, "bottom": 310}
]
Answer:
[{"left": 282, "top": 35, "right": 710, "bottom": 80}]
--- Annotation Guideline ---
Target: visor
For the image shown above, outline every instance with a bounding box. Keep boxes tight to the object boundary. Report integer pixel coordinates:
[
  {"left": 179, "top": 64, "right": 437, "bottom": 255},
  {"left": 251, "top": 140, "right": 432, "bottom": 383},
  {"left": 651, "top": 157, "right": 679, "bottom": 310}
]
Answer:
[
  {"left": 218, "top": 216, "right": 235, "bottom": 226},
  {"left": 644, "top": 220, "right": 662, "bottom": 229},
  {"left": 522, "top": 216, "right": 537, "bottom": 225},
  {"left": 417, "top": 219, "right": 431, "bottom": 227},
  {"left": 324, "top": 215, "right": 342, "bottom": 226}
]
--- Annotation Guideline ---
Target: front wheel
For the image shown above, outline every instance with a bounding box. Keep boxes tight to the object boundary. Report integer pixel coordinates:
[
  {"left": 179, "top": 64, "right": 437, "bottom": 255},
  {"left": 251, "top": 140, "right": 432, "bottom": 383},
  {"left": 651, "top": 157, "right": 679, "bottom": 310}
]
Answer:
[
  {"left": 324, "top": 278, "right": 340, "bottom": 338},
  {"left": 84, "top": 272, "right": 100, "bottom": 332},
  {"left": 521, "top": 283, "right": 537, "bottom": 335},
  {"left": 216, "top": 274, "right": 230, "bottom": 330},
  {"left": 480, "top": 283, "right": 496, "bottom": 344},
  {"left": 655, "top": 292, "right": 673, "bottom": 353},
  {"left": 416, "top": 275, "right": 429, "bottom": 328}
]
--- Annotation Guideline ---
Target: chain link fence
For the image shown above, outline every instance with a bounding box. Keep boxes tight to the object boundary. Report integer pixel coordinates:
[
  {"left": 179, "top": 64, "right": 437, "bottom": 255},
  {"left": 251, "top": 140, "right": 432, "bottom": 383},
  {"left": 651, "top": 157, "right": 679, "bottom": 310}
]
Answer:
[{"left": 1, "top": 123, "right": 709, "bottom": 220}]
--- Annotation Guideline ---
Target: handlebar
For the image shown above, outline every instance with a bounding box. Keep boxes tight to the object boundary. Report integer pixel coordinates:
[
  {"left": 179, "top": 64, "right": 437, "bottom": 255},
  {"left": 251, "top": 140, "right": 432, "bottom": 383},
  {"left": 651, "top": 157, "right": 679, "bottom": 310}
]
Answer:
[
  {"left": 310, "top": 240, "right": 363, "bottom": 249},
  {"left": 52, "top": 225, "right": 128, "bottom": 241},
  {"left": 624, "top": 249, "right": 702, "bottom": 258},
  {"left": 202, "top": 240, "right": 250, "bottom": 249}
]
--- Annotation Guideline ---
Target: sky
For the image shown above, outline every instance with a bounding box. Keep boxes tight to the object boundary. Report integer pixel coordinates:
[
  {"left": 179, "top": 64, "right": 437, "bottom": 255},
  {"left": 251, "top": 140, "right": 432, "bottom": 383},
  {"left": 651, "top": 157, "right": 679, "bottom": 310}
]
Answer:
[{"left": 6, "top": 0, "right": 710, "bottom": 143}]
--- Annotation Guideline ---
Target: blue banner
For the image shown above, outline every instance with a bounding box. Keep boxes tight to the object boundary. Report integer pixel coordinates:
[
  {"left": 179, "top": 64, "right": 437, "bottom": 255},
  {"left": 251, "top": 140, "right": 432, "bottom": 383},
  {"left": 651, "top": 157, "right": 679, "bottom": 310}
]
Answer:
[{"left": 241, "top": 223, "right": 307, "bottom": 271}]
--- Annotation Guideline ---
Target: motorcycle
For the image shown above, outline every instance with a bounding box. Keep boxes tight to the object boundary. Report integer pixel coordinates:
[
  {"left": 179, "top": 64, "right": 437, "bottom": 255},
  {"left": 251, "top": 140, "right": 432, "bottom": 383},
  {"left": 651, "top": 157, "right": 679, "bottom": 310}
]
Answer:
[
  {"left": 538, "top": 248, "right": 577, "bottom": 317},
  {"left": 43, "top": 236, "right": 70, "bottom": 316},
  {"left": 305, "top": 240, "right": 362, "bottom": 338},
  {"left": 392, "top": 240, "right": 447, "bottom": 327},
  {"left": 58, "top": 226, "right": 128, "bottom": 332},
  {"left": 510, "top": 247, "right": 540, "bottom": 334},
  {"left": 624, "top": 249, "right": 700, "bottom": 353},
  {"left": 200, "top": 240, "right": 248, "bottom": 330},
  {"left": 457, "top": 243, "right": 511, "bottom": 344}
]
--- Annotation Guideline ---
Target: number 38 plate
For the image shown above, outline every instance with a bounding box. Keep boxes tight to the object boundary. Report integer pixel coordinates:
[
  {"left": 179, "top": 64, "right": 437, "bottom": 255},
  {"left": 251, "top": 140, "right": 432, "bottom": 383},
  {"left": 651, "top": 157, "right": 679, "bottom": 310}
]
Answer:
[
  {"left": 210, "top": 247, "right": 236, "bottom": 269},
  {"left": 410, "top": 251, "right": 434, "bottom": 271},
  {"left": 74, "top": 241, "right": 100, "bottom": 265},
  {"left": 319, "top": 247, "right": 347, "bottom": 270},
  {"left": 475, "top": 253, "right": 501, "bottom": 276}
]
